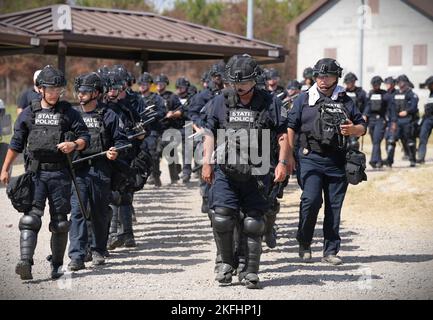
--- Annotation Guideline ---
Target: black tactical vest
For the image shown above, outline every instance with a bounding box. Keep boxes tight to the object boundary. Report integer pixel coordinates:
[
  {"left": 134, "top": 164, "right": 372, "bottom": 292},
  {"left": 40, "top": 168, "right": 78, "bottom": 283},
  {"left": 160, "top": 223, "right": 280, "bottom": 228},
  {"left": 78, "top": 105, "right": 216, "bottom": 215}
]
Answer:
[
  {"left": 218, "top": 89, "right": 273, "bottom": 181},
  {"left": 424, "top": 94, "right": 433, "bottom": 118},
  {"left": 300, "top": 95, "right": 349, "bottom": 154},
  {"left": 369, "top": 91, "right": 386, "bottom": 115},
  {"left": 78, "top": 106, "right": 110, "bottom": 157},
  {"left": 394, "top": 93, "right": 407, "bottom": 113},
  {"left": 27, "top": 100, "right": 68, "bottom": 163}
]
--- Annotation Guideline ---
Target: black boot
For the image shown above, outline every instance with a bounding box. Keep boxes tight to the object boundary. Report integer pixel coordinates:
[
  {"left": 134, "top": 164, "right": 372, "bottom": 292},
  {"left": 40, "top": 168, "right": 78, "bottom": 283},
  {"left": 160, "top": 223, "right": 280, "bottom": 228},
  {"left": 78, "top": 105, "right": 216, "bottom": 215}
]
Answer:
[
  {"left": 263, "top": 212, "right": 277, "bottom": 249},
  {"left": 107, "top": 205, "right": 123, "bottom": 250},
  {"left": 119, "top": 204, "right": 136, "bottom": 247},
  {"left": 49, "top": 232, "right": 68, "bottom": 279},
  {"left": 16, "top": 212, "right": 42, "bottom": 280}
]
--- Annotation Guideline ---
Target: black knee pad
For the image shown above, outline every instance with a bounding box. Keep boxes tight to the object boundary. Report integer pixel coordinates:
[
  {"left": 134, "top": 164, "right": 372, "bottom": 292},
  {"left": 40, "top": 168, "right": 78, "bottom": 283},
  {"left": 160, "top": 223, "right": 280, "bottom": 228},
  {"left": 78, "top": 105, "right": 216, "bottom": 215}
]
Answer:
[
  {"left": 212, "top": 207, "right": 236, "bottom": 233},
  {"left": 243, "top": 213, "right": 265, "bottom": 237},
  {"left": 49, "top": 214, "right": 70, "bottom": 233},
  {"left": 19, "top": 213, "right": 42, "bottom": 232}
]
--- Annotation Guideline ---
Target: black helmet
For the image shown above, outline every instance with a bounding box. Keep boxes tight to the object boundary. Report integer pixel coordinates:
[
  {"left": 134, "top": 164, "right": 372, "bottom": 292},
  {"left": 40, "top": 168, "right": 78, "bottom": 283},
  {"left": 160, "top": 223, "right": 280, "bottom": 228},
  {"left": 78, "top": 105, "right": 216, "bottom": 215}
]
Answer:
[
  {"left": 155, "top": 74, "right": 169, "bottom": 85},
  {"left": 137, "top": 72, "right": 153, "bottom": 85},
  {"left": 371, "top": 76, "right": 383, "bottom": 86},
  {"left": 303, "top": 67, "right": 314, "bottom": 79},
  {"left": 225, "top": 54, "right": 260, "bottom": 83},
  {"left": 209, "top": 62, "right": 225, "bottom": 78},
  {"left": 201, "top": 71, "right": 209, "bottom": 82},
  {"left": 74, "top": 72, "right": 103, "bottom": 93},
  {"left": 36, "top": 65, "right": 66, "bottom": 87},
  {"left": 344, "top": 72, "right": 358, "bottom": 83},
  {"left": 424, "top": 76, "right": 433, "bottom": 86},
  {"left": 312, "top": 58, "right": 343, "bottom": 78},
  {"left": 286, "top": 80, "right": 301, "bottom": 90},
  {"left": 384, "top": 76, "right": 396, "bottom": 85},
  {"left": 112, "top": 65, "right": 128, "bottom": 87},
  {"left": 397, "top": 74, "right": 410, "bottom": 83},
  {"left": 176, "top": 77, "right": 190, "bottom": 88},
  {"left": 106, "top": 70, "right": 124, "bottom": 90},
  {"left": 264, "top": 68, "right": 280, "bottom": 80}
]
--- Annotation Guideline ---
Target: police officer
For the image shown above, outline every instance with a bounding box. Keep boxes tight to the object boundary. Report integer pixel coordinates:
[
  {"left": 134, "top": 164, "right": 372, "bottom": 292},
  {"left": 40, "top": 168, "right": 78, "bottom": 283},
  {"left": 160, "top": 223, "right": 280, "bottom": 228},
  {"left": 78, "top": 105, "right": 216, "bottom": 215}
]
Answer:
[
  {"left": 300, "top": 67, "right": 315, "bottom": 92},
  {"left": 202, "top": 54, "right": 289, "bottom": 289},
  {"left": 264, "top": 68, "right": 287, "bottom": 101},
  {"left": 137, "top": 72, "right": 166, "bottom": 187},
  {"left": 343, "top": 73, "right": 368, "bottom": 113},
  {"left": 343, "top": 72, "right": 368, "bottom": 151},
  {"left": 363, "top": 76, "right": 397, "bottom": 168},
  {"left": 394, "top": 74, "right": 419, "bottom": 167},
  {"left": 16, "top": 70, "right": 42, "bottom": 116},
  {"left": 287, "top": 58, "right": 366, "bottom": 265},
  {"left": 0, "top": 65, "right": 90, "bottom": 280},
  {"left": 417, "top": 76, "right": 433, "bottom": 164},
  {"left": 383, "top": 77, "right": 398, "bottom": 167},
  {"left": 155, "top": 74, "right": 183, "bottom": 184},
  {"left": 105, "top": 70, "right": 141, "bottom": 249},
  {"left": 283, "top": 80, "right": 301, "bottom": 110},
  {"left": 189, "top": 63, "right": 225, "bottom": 213},
  {"left": 68, "top": 73, "right": 128, "bottom": 271},
  {"left": 176, "top": 76, "right": 196, "bottom": 183}
]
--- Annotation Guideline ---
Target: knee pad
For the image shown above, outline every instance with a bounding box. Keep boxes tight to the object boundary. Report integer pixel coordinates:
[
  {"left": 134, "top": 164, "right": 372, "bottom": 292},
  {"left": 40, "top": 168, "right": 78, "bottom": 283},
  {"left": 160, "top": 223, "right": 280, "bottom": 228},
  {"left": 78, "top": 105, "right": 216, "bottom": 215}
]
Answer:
[
  {"left": 212, "top": 207, "right": 236, "bottom": 233},
  {"left": 243, "top": 214, "right": 265, "bottom": 237},
  {"left": 49, "top": 214, "right": 70, "bottom": 233},
  {"left": 19, "top": 213, "right": 42, "bottom": 232}
]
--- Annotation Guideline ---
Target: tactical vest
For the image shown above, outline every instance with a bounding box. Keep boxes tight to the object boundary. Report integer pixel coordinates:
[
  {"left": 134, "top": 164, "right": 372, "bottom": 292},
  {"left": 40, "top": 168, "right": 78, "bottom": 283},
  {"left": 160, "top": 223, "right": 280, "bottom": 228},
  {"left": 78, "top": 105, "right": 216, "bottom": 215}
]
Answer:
[
  {"left": 218, "top": 89, "right": 273, "bottom": 181},
  {"left": 394, "top": 93, "right": 407, "bottom": 114},
  {"left": 78, "top": 106, "right": 111, "bottom": 157},
  {"left": 346, "top": 90, "right": 363, "bottom": 112},
  {"left": 370, "top": 92, "right": 385, "bottom": 114},
  {"left": 300, "top": 96, "right": 349, "bottom": 154},
  {"left": 27, "top": 100, "right": 68, "bottom": 163},
  {"left": 424, "top": 95, "right": 433, "bottom": 118}
]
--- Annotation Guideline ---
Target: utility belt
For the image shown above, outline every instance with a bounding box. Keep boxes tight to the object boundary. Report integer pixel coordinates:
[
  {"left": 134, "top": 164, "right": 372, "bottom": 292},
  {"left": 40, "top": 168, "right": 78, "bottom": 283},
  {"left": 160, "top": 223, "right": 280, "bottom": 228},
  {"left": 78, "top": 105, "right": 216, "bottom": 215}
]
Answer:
[
  {"left": 29, "top": 159, "right": 68, "bottom": 171},
  {"left": 299, "top": 133, "right": 340, "bottom": 156},
  {"left": 299, "top": 133, "right": 367, "bottom": 185}
]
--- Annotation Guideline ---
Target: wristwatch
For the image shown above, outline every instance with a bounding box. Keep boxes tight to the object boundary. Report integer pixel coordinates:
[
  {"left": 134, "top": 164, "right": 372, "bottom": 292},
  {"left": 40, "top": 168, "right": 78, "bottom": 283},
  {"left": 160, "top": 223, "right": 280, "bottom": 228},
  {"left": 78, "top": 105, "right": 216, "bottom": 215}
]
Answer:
[{"left": 278, "top": 159, "right": 288, "bottom": 166}]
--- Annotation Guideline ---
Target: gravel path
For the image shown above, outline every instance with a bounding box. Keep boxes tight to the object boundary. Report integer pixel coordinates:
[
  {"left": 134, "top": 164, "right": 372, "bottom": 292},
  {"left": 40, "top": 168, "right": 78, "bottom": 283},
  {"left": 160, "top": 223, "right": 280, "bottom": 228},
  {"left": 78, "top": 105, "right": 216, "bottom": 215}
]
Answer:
[{"left": 1, "top": 148, "right": 432, "bottom": 300}]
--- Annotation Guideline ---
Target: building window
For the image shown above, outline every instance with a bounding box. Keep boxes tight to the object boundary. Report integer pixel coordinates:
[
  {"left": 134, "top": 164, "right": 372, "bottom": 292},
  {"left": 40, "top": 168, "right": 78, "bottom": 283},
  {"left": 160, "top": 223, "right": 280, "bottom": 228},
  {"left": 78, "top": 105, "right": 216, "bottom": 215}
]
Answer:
[
  {"left": 324, "top": 48, "right": 337, "bottom": 60},
  {"left": 368, "top": 0, "right": 379, "bottom": 14},
  {"left": 389, "top": 45, "right": 402, "bottom": 66},
  {"left": 413, "top": 44, "right": 427, "bottom": 66}
]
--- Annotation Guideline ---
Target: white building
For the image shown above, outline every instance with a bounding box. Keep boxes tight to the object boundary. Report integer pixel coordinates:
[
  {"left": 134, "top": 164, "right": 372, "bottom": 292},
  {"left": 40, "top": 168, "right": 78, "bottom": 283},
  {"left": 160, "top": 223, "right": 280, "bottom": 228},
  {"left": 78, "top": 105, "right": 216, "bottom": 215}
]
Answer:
[{"left": 287, "top": 0, "right": 432, "bottom": 100}]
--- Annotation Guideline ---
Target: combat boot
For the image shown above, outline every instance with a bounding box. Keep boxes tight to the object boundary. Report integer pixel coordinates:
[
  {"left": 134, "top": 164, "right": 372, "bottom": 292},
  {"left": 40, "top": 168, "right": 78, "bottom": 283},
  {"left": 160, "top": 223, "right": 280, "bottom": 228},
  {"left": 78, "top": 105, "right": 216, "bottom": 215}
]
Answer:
[
  {"left": 215, "top": 263, "right": 233, "bottom": 285},
  {"left": 15, "top": 260, "right": 33, "bottom": 280},
  {"left": 299, "top": 242, "right": 312, "bottom": 262}
]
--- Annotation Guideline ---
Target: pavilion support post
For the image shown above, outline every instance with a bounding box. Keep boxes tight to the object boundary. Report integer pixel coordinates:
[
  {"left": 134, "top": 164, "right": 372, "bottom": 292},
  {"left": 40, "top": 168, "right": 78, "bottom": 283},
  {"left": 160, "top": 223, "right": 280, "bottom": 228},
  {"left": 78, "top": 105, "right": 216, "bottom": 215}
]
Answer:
[
  {"left": 140, "top": 51, "right": 149, "bottom": 74},
  {"left": 58, "top": 41, "right": 67, "bottom": 76}
]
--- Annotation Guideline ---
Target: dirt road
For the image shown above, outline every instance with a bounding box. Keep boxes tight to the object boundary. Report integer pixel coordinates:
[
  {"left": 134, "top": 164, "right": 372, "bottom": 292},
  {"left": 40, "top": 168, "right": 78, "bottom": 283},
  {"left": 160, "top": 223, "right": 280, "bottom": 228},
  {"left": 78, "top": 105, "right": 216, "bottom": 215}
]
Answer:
[{"left": 1, "top": 145, "right": 432, "bottom": 300}]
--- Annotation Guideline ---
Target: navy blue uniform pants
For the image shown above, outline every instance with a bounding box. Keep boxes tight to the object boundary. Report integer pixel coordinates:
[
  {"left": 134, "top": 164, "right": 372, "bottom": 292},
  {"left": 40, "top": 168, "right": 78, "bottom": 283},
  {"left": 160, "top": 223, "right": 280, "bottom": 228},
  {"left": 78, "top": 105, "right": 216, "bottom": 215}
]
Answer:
[
  {"left": 69, "top": 161, "right": 112, "bottom": 260},
  {"left": 368, "top": 116, "right": 386, "bottom": 164},
  {"left": 418, "top": 117, "right": 433, "bottom": 161},
  {"left": 296, "top": 150, "right": 348, "bottom": 256}
]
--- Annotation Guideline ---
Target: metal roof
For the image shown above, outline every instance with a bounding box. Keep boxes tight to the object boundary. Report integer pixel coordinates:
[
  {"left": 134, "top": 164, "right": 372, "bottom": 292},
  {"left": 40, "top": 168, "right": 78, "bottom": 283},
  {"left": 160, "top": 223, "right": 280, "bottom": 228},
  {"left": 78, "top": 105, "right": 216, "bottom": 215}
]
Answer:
[{"left": 0, "top": 5, "right": 286, "bottom": 64}]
